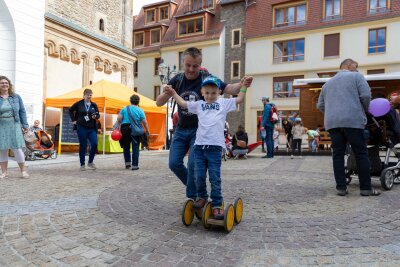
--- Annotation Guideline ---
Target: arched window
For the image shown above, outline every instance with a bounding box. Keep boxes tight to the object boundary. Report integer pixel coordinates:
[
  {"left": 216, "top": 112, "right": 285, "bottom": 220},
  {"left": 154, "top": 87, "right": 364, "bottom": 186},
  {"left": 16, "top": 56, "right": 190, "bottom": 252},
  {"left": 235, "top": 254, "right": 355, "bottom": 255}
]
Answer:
[{"left": 99, "top": 19, "right": 105, "bottom": 31}]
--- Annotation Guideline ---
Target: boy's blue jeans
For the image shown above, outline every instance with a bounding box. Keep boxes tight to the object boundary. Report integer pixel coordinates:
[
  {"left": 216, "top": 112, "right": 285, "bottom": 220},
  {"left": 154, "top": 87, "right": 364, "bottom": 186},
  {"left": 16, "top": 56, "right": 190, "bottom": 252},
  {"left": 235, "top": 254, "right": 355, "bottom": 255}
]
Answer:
[
  {"left": 193, "top": 145, "right": 223, "bottom": 207},
  {"left": 168, "top": 127, "right": 197, "bottom": 199},
  {"left": 77, "top": 125, "right": 98, "bottom": 166}
]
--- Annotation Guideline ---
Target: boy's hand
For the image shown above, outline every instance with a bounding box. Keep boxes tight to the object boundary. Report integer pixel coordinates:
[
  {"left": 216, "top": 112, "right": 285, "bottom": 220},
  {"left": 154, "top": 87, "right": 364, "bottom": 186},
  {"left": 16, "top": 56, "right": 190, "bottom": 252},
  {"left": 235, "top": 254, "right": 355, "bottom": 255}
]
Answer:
[
  {"left": 163, "top": 85, "right": 176, "bottom": 96},
  {"left": 241, "top": 76, "right": 253, "bottom": 88}
]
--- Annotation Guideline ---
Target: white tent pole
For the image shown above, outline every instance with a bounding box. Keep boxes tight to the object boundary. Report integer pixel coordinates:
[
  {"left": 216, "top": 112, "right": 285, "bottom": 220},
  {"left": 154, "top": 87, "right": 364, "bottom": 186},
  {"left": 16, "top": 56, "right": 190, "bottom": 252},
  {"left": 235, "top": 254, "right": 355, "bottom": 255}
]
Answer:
[
  {"left": 103, "top": 105, "right": 106, "bottom": 158},
  {"left": 43, "top": 107, "right": 47, "bottom": 129}
]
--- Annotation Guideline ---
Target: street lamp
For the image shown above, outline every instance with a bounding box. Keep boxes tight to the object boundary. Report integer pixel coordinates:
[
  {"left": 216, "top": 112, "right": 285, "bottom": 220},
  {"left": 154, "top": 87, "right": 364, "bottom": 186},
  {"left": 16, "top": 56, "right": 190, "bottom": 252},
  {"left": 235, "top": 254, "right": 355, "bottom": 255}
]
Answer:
[{"left": 158, "top": 59, "right": 177, "bottom": 149}]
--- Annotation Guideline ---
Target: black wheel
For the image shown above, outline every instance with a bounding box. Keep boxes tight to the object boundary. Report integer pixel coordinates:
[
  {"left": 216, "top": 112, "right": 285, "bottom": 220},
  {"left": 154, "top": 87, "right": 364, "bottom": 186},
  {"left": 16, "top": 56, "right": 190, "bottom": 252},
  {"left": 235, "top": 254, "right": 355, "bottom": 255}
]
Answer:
[
  {"left": 393, "top": 169, "right": 400, "bottom": 184},
  {"left": 50, "top": 151, "right": 57, "bottom": 159},
  {"left": 222, "top": 149, "right": 227, "bottom": 161},
  {"left": 30, "top": 154, "right": 36, "bottom": 161},
  {"left": 380, "top": 168, "right": 394, "bottom": 190},
  {"left": 182, "top": 199, "right": 194, "bottom": 226}
]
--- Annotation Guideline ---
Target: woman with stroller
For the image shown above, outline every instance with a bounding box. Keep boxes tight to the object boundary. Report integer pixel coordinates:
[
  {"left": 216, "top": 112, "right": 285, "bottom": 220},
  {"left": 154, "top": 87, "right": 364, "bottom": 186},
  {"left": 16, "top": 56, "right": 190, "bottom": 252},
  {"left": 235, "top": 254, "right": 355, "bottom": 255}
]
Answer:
[
  {"left": 232, "top": 125, "right": 249, "bottom": 159},
  {"left": 0, "top": 76, "right": 30, "bottom": 179}
]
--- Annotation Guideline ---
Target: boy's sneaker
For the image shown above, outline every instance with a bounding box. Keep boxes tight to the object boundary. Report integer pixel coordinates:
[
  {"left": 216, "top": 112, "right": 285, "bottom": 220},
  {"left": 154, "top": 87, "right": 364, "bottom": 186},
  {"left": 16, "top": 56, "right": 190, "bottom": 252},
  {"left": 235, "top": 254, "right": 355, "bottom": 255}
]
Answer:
[
  {"left": 193, "top": 198, "right": 206, "bottom": 209},
  {"left": 131, "top": 166, "right": 139, "bottom": 170},
  {"left": 337, "top": 189, "right": 348, "bottom": 196},
  {"left": 87, "top": 163, "right": 96, "bottom": 170},
  {"left": 80, "top": 165, "right": 86, "bottom": 171},
  {"left": 213, "top": 207, "right": 224, "bottom": 220},
  {"left": 125, "top": 165, "right": 131, "bottom": 169}
]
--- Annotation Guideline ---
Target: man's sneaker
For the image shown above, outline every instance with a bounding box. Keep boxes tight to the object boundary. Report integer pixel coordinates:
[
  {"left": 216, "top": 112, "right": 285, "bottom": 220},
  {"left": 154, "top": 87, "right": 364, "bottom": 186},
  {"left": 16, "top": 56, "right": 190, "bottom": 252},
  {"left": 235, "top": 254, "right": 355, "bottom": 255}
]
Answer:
[
  {"left": 87, "top": 163, "right": 96, "bottom": 170},
  {"left": 131, "top": 166, "right": 139, "bottom": 170},
  {"left": 193, "top": 198, "right": 206, "bottom": 209},
  {"left": 234, "top": 154, "right": 239, "bottom": 160},
  {"left": 125, "top": 165, "right": 131, "bottom": 169},
  {"left": 290, "top": 155, "right": 294, "bottom": 159},
  {"left": 212, "top": 207, "right": 224, "bottom": 220},
  {"left": 337, "top": 189, "right": 348, "bottom": 196},
  {"left": 261, "top": 149, "right": 266, "bottom": 153},
  {"left": 80, "top": 165, "right": 86, "bottom": 171},
  {"left": 360, "top": 188, "right": 381, "bottom": 196},
  {"left": 243, "top": 154, "right": 248, "bottom": 159}
]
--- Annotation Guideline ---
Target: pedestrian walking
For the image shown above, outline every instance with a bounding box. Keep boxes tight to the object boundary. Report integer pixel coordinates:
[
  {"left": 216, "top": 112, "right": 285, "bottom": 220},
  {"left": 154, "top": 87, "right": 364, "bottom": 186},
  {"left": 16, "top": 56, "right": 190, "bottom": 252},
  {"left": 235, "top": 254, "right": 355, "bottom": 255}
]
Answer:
[
  {"left": 117, "top": 94, "right": 150, "bottom": 170},
  {"left": 0, "top": 76, "right": 30, "bottom": 179},
  {"left": 69, "top": 89, "right": 100, "bottom": 171},
  {"left": 317, "top": 58, "right": 380, "bottom": 196}
]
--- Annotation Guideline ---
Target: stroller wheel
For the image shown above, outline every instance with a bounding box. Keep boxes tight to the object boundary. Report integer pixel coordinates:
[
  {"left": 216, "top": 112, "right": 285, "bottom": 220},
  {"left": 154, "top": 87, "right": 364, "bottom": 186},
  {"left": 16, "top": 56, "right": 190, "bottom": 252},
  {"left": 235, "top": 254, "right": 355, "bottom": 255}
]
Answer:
[
  {"left": 29, "top": 154, "right": 36, "bottom": 161},
  {"left": 380, "top": 168, "right": 394, "bottom": 190},
  {"left": 50, "top": 151, "right": 57, "bottom": 159}
]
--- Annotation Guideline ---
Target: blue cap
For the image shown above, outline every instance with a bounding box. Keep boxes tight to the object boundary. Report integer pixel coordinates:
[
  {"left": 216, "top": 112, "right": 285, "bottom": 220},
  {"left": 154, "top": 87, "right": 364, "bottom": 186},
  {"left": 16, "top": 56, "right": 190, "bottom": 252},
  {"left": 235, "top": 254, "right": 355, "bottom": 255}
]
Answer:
[
  {"left": 201, "top": 76, "right": 221, "bottom": 89},
  {"left": 295, "top": 117, "right": 302, "bottom": 122}
]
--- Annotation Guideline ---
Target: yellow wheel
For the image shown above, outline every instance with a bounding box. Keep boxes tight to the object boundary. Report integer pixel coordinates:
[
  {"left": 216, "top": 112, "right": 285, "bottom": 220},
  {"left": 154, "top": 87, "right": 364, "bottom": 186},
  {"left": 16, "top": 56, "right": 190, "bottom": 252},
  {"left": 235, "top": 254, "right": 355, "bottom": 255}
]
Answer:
[
  {"left": 182, "top": 199, "right": 194, "bottom": 226},
  {"left": 234, "top": 197, "right": 243, "bottom": 224},
  {"left": 202, "top": 202, "right": 212, "bottom": 229},
  {"left": 224, "top": 204, "right": 235, "bottom": 233}
]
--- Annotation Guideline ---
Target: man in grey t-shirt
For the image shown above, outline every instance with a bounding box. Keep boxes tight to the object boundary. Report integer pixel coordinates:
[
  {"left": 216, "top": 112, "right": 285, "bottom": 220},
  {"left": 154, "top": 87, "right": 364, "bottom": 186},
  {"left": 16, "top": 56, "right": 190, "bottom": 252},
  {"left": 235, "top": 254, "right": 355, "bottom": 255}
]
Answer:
[{"left": 317, "top": 58, "right": 380, "bottom": 197}]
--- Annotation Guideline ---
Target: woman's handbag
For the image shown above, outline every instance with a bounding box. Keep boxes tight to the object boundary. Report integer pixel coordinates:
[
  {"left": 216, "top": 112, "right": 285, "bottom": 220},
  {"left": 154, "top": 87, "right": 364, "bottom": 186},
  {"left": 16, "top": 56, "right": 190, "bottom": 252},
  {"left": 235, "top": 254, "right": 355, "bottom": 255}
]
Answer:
[{"left": 235, "top": 134, "right": 247, "bottom": 148}]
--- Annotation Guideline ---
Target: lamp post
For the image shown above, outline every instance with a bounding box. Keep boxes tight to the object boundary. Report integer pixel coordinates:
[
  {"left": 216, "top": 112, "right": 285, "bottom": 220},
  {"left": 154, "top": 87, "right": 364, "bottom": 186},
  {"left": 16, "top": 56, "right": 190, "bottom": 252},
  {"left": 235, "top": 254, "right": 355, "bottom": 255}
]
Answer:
[{"left": 158, "top": 60, "right": 177, "bottom": 149}]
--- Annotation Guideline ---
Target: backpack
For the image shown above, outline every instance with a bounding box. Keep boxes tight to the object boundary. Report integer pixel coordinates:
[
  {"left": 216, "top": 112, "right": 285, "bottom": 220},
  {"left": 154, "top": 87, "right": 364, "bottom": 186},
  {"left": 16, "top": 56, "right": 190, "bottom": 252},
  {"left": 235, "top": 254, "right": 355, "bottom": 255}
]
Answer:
[
  {"left": 270, "top": 105, "right": 279, "bottom": 124},
  {"left": 170, "top": 70, "right": 211, "bottom": 118},
  {"left": 126, "top": 105, "right": 144, "bottom": 137}
]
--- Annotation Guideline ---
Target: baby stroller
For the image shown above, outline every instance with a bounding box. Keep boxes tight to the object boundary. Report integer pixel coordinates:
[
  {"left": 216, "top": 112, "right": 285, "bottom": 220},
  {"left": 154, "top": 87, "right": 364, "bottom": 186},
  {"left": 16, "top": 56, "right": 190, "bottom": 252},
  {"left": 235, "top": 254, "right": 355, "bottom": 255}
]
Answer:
[
  {"left": 345, "top": 110, "right": 400, "bottom": 190},
  {"left": 25, "top": 130, "right": 57, "bottom": 161},
  {"left": 222, "top": 129, "right": 232, "bottom": 161}
]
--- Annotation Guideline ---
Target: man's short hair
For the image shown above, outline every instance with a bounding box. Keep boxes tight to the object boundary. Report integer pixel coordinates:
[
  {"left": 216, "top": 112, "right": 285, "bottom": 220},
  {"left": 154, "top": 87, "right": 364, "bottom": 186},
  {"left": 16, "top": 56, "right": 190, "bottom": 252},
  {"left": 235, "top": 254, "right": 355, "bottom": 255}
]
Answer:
[
  {"left": 83, "top": 88, "right": 93, "bottom": 95},
  {"left": 340, "top": 58, "right": 357, "bottom": 69},
  {"left": 130, "top": 94, "right": 140, "bottom": 105},
  {"left": 183, "top": 47, "right": 202, "bottom": 60}
]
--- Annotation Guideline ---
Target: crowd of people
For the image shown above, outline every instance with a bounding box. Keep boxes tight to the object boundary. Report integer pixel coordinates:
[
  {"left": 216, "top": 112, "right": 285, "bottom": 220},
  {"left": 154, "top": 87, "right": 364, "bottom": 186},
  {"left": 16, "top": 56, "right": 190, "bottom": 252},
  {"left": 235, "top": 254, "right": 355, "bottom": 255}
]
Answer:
[{"left": 1, "top": 52, "right": 388, "bottom": 210}]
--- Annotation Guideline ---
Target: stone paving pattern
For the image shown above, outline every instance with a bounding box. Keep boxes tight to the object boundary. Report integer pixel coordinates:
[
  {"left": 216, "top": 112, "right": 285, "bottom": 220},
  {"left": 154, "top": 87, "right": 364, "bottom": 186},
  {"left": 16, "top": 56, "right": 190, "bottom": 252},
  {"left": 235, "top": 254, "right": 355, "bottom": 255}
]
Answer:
[{"left": 1, "top": 151, "right": 400, "bottom": 266}]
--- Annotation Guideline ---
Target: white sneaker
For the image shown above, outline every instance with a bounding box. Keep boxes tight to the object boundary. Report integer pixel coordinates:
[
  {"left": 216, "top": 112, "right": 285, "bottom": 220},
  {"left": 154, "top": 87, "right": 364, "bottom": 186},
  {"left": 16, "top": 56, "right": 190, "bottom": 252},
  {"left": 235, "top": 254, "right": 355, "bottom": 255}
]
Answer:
[
  {"left": 21, "top": 171, "right": 29, "bottom": 179},
  {"left": 290, "top": 155, "right": 294, "bottom": 159},
  {"left": 87, "top": 163, "right": 96, "bottom": 170},
  {"left": 299, "top": 156, "right": 303, "bottom": 159},
  {"left": 80, "top": 165, "right": 86, "bottom": 171},
  {"left": 234, "top": 154, "right": 239, "bottom": 160},
  {"left": 0, "top": 172, "right": 8, "bottom": 179}
]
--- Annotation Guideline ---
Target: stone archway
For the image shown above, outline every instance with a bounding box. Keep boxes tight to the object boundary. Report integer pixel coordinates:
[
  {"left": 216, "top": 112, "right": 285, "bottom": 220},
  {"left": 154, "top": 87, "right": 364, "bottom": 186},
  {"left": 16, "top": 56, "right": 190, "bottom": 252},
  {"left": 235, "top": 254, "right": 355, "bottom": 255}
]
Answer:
[{"left": 0, "top": 0, "right": 16, "bottom": 81}]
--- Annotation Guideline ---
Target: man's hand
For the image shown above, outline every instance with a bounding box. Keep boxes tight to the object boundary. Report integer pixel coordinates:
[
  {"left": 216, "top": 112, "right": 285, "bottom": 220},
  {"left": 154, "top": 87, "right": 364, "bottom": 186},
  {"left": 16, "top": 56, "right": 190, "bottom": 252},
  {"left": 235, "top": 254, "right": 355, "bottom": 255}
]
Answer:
[
  {"left": 241, "top": 76, "right": 253, "bottom": 88},
  {"left": 164, "top": 85, "right": 176, "bottom": 96},
  {"left": 163, "top": 85, "right": 176, "bottom": 97}
]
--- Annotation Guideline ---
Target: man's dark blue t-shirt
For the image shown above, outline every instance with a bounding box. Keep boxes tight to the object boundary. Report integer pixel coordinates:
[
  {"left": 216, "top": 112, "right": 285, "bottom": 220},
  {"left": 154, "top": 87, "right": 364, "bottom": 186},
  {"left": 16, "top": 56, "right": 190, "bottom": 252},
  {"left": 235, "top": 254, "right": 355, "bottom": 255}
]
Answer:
[{"left": 168, "top": 72, "right": 227, "bottom": 128}]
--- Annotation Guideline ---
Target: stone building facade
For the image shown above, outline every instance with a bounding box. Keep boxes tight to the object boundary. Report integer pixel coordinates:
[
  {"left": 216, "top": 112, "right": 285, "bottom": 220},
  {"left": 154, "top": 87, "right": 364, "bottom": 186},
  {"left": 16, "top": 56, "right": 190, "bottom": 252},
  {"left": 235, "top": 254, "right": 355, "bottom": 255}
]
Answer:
[
  {"left": 44, "top": 0, "right": 136, "bottom": 127},
  {"left": 220, "top": 0, "right": 246, "bottom": 134}
]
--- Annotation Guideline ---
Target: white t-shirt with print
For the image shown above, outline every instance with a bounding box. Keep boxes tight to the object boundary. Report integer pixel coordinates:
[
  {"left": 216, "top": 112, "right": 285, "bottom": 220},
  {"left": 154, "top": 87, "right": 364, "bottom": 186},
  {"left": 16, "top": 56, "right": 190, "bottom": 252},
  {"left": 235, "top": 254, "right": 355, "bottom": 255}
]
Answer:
[{"left": 187, "top": 98, "right": 237, "bottom": 148}]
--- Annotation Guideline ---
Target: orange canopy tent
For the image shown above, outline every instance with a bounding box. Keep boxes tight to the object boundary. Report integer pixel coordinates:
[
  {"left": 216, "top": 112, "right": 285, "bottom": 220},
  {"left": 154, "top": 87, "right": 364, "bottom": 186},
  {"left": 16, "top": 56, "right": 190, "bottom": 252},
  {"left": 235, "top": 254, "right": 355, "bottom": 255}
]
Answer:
[{"left": 45, "top": 80, "right": 166, "bottom": 150}]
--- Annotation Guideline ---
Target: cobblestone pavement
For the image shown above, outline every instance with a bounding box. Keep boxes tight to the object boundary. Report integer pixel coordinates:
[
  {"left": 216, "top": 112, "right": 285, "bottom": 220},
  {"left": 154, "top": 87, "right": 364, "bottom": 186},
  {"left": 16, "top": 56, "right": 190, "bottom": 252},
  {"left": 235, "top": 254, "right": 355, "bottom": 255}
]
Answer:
[{"left": 1, "top": 151, "right": 400, "bottom": 266}]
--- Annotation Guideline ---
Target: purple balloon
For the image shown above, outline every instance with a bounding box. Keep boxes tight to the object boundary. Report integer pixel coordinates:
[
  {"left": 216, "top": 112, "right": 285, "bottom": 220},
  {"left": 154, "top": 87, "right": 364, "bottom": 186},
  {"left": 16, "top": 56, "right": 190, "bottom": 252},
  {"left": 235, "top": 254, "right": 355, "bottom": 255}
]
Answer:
[{"left": 369, "top": 98, "right": 391, "bottom": 117}]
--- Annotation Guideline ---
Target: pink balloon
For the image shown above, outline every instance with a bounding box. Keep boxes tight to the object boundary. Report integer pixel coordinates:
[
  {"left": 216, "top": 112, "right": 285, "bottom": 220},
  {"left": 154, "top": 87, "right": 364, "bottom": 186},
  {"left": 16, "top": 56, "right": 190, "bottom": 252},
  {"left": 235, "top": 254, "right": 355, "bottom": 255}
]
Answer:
[{"left": 369, "top": 98, "right": 391, "bottom": 117}]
